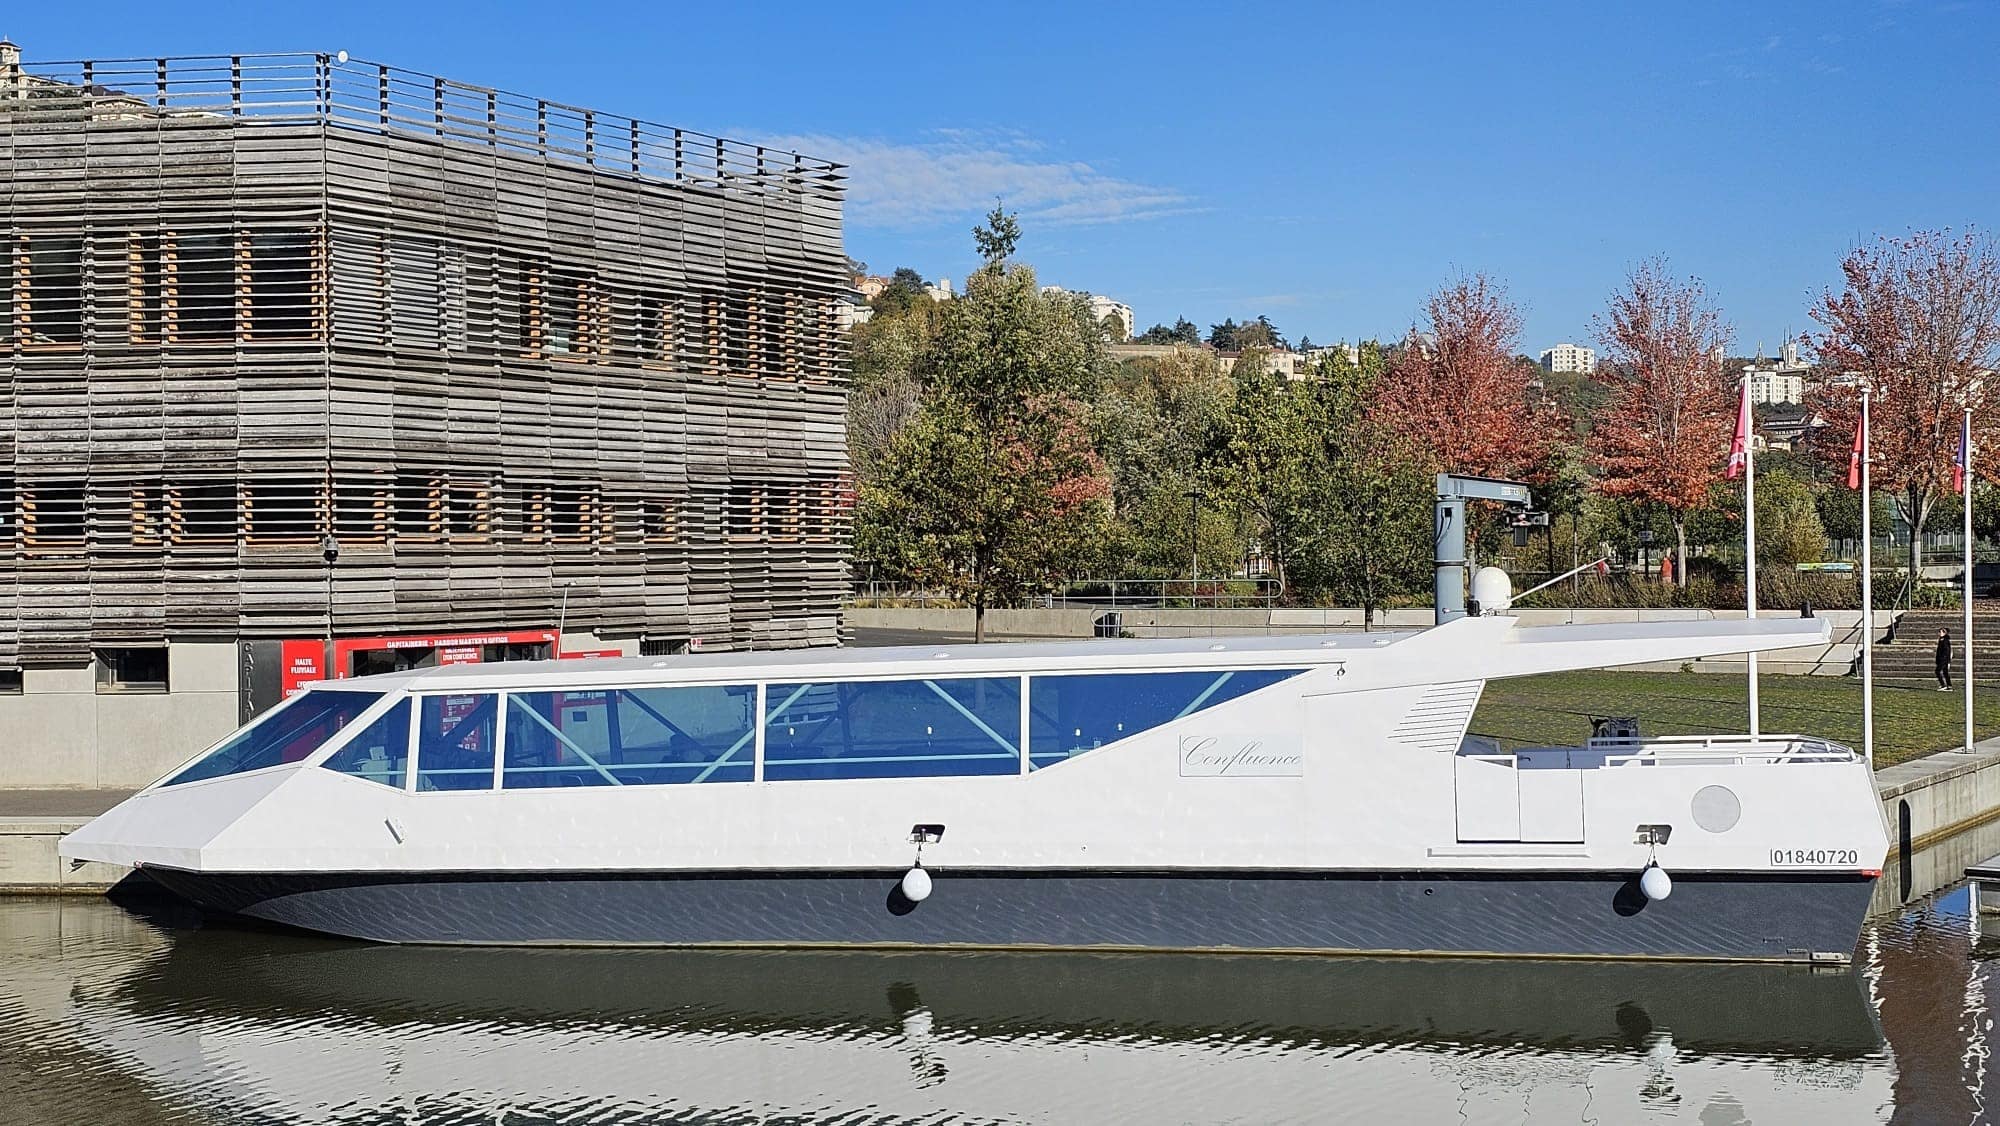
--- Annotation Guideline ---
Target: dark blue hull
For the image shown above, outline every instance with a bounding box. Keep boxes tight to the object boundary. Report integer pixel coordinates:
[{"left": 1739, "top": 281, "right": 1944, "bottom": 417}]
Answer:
[{"left": 138, "top": 867, "right": 1876, "bottom": 962}]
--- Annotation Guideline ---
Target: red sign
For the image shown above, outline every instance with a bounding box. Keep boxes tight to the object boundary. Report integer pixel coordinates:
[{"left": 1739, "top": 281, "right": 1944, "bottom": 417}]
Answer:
[
  {"left": 279, "top": 640, "right": 326, "bottom": 698},
  {"left": 327, "top": 627, "right": 558, "bottom": 680},
  {"left": 560, "top": 648, "right": 623, "bottom": 660}
]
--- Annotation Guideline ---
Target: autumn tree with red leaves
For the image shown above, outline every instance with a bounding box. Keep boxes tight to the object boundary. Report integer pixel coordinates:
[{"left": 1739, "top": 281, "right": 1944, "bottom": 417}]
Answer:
[
  {"left": 1588, "top": 259, "right": 1734, "bottom": 586},
  {"left": 1376, "top": 273, "right": 1561, "bottom": 480},
  {"left": 1808, "top": 229, "right": 2000, "bottom": 579}
]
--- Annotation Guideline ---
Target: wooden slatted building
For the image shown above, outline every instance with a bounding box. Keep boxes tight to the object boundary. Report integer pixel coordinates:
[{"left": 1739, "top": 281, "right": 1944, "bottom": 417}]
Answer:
[
  {"left": 0, "top": 44, "right": 851, "bottom": 693},
  {"left": 0, "top": 44, "right": 851, "bottom": 786}
]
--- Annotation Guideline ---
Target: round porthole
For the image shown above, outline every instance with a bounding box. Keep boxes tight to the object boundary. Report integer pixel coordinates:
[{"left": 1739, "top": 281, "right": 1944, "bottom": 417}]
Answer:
[{"left": 1691, "top": 785, "right": 1742, "bottom": 834}]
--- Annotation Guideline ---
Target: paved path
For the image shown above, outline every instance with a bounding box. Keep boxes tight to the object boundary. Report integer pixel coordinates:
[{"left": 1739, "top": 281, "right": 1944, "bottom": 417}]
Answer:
[{"left": 0, "top": 790, "right": 131, "bottom": 820}]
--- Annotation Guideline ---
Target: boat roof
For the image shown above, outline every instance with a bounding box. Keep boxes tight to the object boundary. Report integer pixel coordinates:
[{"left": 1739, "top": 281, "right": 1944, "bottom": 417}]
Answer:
[{"left": 324, "top": 630, "right": 1417, "bottom": 694}]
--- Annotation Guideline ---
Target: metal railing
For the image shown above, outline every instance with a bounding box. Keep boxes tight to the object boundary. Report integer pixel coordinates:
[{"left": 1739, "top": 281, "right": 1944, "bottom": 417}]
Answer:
[
  {"left": 1462, "top": 733, "right": 1859, "bottom": 769},
  {"left": 848, "top": 578, "right": 1282, "bottom": 610},
  {"left": 6, "top": 52, "right": 844, "bottom": 192}
]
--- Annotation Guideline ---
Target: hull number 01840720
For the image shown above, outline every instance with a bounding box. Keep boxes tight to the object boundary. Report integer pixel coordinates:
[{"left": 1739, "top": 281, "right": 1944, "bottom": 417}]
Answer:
[{"left": 1770, "top": 849, "right": 1858, "bottom": 866}]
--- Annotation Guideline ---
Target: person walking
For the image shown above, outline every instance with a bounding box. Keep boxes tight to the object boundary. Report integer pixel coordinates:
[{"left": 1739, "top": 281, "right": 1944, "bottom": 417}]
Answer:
[{"left": 1937, "top": 628, "right": 1955, "bottom": 690}]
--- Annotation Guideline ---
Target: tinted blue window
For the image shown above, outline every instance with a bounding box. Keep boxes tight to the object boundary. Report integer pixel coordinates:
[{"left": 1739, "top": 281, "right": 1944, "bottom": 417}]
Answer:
[
  {"left": 503, "top": 685, "right": 756, "bottom": 788},
  {"left": 320, "top": 699, "right": 412, "bottom": 788},
  {"left": 1027, "top": 670, "right": 1303, "bottom": 769},
  {"left": 415, "top": 694, "right": 498, "bottom": 792},
  {"left": 165, "top": 691, "right": 383, "bottom": 786},
  {"left": 764, "top": 677, "right": 1022, "bottom": 781}
]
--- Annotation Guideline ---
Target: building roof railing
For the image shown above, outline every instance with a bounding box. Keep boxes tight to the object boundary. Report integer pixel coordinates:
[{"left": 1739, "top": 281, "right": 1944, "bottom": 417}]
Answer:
[{"left": 0, "top": 51, "right": 844, "bottom": 195}]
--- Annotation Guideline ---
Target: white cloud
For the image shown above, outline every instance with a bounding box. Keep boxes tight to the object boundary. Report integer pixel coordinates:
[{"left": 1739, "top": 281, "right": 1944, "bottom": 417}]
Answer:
[{"left": 752, "top": 131, "right": 1197, "bottom": 230}]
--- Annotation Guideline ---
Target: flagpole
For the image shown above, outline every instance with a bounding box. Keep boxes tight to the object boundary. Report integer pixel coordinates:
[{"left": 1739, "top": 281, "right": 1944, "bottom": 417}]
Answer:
[
  {"left": 1744, "top": 378, "right": 1760, "bottom": 741},
  {"left": 1863, "top": 388, "right": 1875, "bottom": 771},
  {"left": 1966, "top": 406, "right": 1975, "bottom": 754}
]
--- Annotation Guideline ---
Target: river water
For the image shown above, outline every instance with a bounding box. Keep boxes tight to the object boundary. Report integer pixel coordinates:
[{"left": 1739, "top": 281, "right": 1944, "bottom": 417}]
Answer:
[{"left": 2, "top": 890, "right": 1996, "bottom": 1125}]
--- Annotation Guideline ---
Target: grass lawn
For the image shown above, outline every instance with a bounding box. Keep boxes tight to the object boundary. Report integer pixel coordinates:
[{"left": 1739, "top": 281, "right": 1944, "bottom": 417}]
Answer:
[{"left": 1468, "top": 671, "right": 2000, "bottom": 769}]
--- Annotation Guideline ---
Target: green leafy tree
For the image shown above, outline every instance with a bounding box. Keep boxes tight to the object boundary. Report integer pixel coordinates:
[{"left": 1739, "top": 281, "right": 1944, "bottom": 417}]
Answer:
[
  {"left": 973, "top": 200, "right": 1022, "bottom": 266},
  {"left": 1753, "top": 469, "right": 1829, "bottom": 567},
  {"left": 1296, "top": 347, "right": 1431, "bottom": 625},
  {"left": 853, "top": 253, "right": 1110, "bottom": 640},
  {"left": 1214, "top": 364, "right": 1320, "bottom": 596},
  {"left": 1208, "top": 318, "right": 1241, "bottom": 350},
  {"left": 1171, "top": 317, "right": 1202, "bottom": 346}
]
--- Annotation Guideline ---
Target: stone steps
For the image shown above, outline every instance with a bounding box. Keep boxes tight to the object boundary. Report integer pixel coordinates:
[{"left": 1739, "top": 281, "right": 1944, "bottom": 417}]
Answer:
[{"left": 1875, "top": 608, "right": 2000, "bottom": 686}]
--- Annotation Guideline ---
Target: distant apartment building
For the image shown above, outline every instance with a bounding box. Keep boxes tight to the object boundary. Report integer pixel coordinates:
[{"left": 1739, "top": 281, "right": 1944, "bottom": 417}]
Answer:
[
  {"left": 1743, "top": 341, "right": 1811, "bottom": 405},
  {"left": 1304, "top": 343, "right": 1361, "bottom": 367},
  {"left": 0, "top": 45, "right": 851, "bottom": 787},
  {"left": 1539, "top": 342, "right": 1596, "bottom": 374},
  {"left": 1041, "top": 286, "right": 1134, "bottom": 342}
]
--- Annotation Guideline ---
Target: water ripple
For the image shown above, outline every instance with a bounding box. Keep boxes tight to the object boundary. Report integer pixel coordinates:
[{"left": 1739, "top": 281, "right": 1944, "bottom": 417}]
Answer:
[{"left": 6, "top": 891, "right": 1991, "bottom": 1124}]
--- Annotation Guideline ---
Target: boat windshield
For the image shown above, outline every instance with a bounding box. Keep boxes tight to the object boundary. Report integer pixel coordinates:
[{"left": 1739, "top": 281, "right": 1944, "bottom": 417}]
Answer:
[{"left": 163, "top": 691, "right": 385, "bottom": 787}]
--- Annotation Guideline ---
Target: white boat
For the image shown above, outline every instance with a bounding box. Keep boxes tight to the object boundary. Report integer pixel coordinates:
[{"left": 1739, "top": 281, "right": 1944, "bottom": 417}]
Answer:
[{"left": 60, "top": 611, "right": 1889, "bottom": 961}]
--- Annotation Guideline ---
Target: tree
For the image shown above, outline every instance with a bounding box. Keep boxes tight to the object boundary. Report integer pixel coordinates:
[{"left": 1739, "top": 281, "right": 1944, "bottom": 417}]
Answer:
[
  {"left": 1751, "top": 469, "right": 1828, "bottom": 567},
  {"left": 872, "top": 266, "right": 931, "bottom": 316},
  {"left": 1808, "top": 229, "right": 2000, "bottom": 581},
  {"left": 1588, "top": 258, "right": 1734, "bottom": 585},
  {"left": 853, "top": 251, "right": 1110, "bottom": 641},
  {"left": 844, "top": 255, "right": 868, "bottom": 278},
  {"left": 1207, "top": 318, "right": 1240, "bottom": 351},
  {"left": 1236, "top": 319, "right": 1277, "bottom": 349},
  {"left": 1136, "top": 323, "right": 1178, "bottom": 344},
  {"left": 1295, "top": 346, "right": 1430, "bottom": 626},
  {"left": 1171, "top": 317, "right": 1201, "bottom": 345},
  {"left": 1375, "top": 273, "right": 1560, "bottom": 480},
  {"left": 1214, "top": 364, "right": 1319, "bottom": 597},
  {"left": 973, "top": 199, "right": 1021, "bottom": 266}
]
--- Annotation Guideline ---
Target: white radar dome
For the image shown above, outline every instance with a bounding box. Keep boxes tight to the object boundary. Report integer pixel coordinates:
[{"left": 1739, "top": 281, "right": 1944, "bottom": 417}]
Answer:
[{"left": 1470, "top": 567, "right": 1513, "bottom": 614}]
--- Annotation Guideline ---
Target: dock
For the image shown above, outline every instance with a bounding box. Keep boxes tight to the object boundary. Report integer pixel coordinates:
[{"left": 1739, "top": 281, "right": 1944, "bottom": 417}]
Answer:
[{"left": 0, "top": 791, "right": 134, "bottom": 892}]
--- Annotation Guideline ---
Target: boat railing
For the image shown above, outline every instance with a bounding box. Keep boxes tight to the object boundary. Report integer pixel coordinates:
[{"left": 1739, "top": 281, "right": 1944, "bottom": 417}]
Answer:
[{"left": 1459, "top": 733, "right": 1859, "bottom": 769}]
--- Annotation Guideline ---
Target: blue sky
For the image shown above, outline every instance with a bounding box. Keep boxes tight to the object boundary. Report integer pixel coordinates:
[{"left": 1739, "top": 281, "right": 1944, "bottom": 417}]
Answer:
[{"left": 10, "top": 1, "right": 1995, "bottom": 353}]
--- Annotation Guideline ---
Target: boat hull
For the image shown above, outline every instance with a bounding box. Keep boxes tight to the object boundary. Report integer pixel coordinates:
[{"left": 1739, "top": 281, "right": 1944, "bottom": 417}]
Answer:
[{"left": 137, "top": 867, "right": 1876, "bottom": 962}]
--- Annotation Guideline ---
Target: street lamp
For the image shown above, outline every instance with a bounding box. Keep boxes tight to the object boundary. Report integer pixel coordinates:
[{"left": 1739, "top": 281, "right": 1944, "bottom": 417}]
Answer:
[
  {"left": 1184, "top": 487, "right": 1203, "bottom": 603},
  {"left": 320, "top": 533, "right": 340, "bottom": 673}
]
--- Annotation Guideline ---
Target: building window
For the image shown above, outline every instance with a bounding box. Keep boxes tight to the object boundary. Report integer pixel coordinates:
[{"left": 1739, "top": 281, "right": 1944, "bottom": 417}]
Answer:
[
  {"left": 769, "top": 483, "right": 803, "bottom": 543},
  {"left": 388, "top": 236, "right": 443, "bottom": 346},
  {"left": 170, "top": 482, "right": 237, "bottom": 545},
  {"left": 642, "top": 497, "right": 679, "bottom": 543},
  {"left": 446, "top": 476, "right": 493, "bottom": 539},
  {"left": 244, "top": 477, "right": 325, "bottom": 546},
  {"left": 639, "top": 637, "right": 690, "bottom": 657},
  {"left": 96, "top": 646, "right": 170, "bottom": 694},
  {"left": 0, "top": 669, "right": 21, "bottom": 694},
  {"left": 333, "top": 475, "right": 390, "bottom": 544},
  {"left": 395, "top": 473, "right": 442, "bottom": 540},
  {"left": 632, "top": 292, "right": 675, "bottom": 366},
  {"left": 0, "top": 474, "right": 19, "bottom": 549},
  {"left": 702, "top": 292, "right": 725, "bottom": 376},
  {"left": 246, "top": 231, "right": 320, "bottom": 341},
  {"left": 506, "top": 255, "right": 546, "bottom": 355},
  {"left": 727, "top": 484, "right": 762, "bottom": 541},
  {"left": 0, "top": 239, "right": 14, "bottom": 348},
  {"left": 550, "top": 485, "right": 601, "bottom": 543},
  {"left": 21, "top": 482, "right": 86, "bottom": 554},
  {"left": 168, "top": 232, "right": 235, "bottom": 344},
  {"left": 20, "top": 235, "right": 84, "bottom": 346},
  {"left": 518, "top": 484, "right": 550, "bottom": 544},
  {"left": 127, "top": 234, "right": 162, "bottom": 344}
]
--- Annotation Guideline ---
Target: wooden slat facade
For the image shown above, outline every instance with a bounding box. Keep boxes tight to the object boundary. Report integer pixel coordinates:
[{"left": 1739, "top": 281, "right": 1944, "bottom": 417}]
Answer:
[{"left": 0, "top": 50, "right": 850, "bottom": 667}]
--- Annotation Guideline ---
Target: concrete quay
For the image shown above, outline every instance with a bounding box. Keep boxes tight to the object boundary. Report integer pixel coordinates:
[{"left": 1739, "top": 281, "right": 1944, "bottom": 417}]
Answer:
[{"left": 0, "top": 790, "right": 135, "bottom": 893}]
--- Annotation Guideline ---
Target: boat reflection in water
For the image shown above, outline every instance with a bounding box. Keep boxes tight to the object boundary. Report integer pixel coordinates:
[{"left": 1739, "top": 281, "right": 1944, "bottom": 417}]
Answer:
[{"left": 45, "top": 902, "right": 1888, "bottom": 1125}]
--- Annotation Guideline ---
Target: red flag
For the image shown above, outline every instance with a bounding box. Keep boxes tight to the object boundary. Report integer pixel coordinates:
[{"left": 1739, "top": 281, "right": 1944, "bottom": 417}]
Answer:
[
  {"left": 1725, "top": 378, "right": 1751, "bottom": 479},
  {"left": 1846, "top": 413, "right": 1865, "bottom": 489}
]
